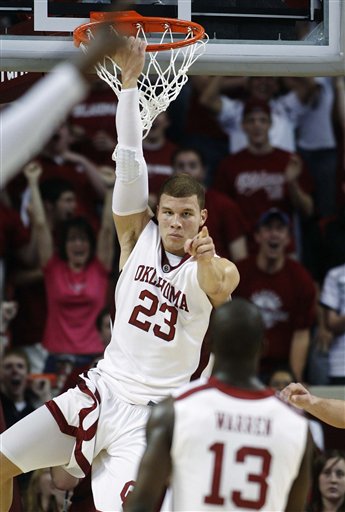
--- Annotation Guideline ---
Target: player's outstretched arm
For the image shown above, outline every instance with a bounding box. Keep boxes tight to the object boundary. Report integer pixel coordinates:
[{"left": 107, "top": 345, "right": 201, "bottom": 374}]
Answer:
[
  {"left": 185, "top": 226, "right": 240, "bottom": 308},
  {"left": 1, "top": 28, "right": 124, "bottom": 189},
  {"left": 124, "top": 398, "right": 174, "bottom": 512},
  {"left": 111, "top": 37, "right": 153, "bottom": 270},
  {"left": 280, "top": 382, "right": 345, "bottom": 429}
]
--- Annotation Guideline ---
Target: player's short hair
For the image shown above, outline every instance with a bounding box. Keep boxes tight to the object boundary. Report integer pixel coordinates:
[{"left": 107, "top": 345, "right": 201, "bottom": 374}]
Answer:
[
  {"left": 40, "top": 178, "right": 75, "bottom": 204},
  {"left": 157, "top": 173, "right": 205, "bottom": 210},
  {"left": 210, "top": 298, "right": 264, "bottom": 361},
  {"left": 58, "top": 216, "right": 96, "bottom": 263}
]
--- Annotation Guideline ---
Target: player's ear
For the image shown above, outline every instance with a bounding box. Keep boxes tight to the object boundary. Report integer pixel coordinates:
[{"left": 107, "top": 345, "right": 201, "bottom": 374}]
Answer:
[{"left": 200, "top": 208, "right": 208, "bottom": 226}]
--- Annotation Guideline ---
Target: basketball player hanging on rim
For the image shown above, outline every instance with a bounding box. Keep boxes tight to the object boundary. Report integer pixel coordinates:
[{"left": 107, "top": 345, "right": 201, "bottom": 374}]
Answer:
[{"left": 0, "top": 37, "right": 239, "bottom": 512}]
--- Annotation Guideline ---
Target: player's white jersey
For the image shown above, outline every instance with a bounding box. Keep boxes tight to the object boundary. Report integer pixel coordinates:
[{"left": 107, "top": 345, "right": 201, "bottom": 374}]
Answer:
[
  {"left": 97, "top": 220, "right": 212, "bottom": 405},
  {"left": 171, "top": 377, "right": 308, "bottom": 511}
]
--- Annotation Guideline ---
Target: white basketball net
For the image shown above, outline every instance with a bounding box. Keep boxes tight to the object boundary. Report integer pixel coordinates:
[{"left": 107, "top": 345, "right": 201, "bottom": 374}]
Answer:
[{"left": 81, "top": 23, "right": 208, "bottom": 138}]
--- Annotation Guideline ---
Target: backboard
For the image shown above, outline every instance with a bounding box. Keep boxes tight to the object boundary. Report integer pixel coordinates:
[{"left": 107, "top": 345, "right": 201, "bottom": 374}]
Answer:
[{"left": 0, "top": 0, "right": 344, "bottom": 76}]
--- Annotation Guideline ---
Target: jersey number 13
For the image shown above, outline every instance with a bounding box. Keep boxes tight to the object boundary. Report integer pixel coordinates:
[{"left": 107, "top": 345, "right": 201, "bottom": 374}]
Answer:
[{"left": 205, "top": 442, "right": 272, "bottom": 509}]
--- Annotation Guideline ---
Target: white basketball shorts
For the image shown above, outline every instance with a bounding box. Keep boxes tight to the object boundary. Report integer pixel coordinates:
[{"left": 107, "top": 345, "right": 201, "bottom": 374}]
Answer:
[{"left": 0, "top": 369, "right": 152, "bottom": 511}]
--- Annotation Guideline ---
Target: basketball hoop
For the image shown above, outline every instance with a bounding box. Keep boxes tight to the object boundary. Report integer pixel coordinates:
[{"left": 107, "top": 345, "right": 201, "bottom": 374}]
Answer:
[{"left": 73, "top": 11, "right": 208, "bottom": 138}]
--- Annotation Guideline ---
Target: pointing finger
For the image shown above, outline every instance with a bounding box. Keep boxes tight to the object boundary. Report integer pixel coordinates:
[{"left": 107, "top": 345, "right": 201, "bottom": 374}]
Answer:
[{"left": 197, "top": 226, "right": 208, "bottom": 239}]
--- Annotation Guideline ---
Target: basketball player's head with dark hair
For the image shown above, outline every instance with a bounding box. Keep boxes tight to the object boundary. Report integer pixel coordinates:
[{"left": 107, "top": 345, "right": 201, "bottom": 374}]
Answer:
[
  {"left": 156, "top": 174, "right": 207, "bottom": 256},
  {"left": 210, "top": 298, "right": 264, "bottom": 363},
  {"left": 157, "top": 173, "right": 205, "bottom": 210}
]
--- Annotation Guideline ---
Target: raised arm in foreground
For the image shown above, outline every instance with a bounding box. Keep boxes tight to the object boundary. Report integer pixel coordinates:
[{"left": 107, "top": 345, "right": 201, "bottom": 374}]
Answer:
[{"left": 1, "top": 28, "right": 123, "bottom": 188}]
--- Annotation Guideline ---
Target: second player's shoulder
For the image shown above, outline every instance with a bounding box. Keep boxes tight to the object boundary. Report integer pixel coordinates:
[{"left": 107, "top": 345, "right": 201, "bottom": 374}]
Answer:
[{"left": 172, "top": 377, "right": 210, "bottom": 401}]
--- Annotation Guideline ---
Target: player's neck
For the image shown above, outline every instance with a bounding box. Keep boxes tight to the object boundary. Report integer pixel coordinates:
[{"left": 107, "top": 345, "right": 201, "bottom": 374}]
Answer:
[{"left": 212, "top": 363, "right": 265, "bottom": 391}]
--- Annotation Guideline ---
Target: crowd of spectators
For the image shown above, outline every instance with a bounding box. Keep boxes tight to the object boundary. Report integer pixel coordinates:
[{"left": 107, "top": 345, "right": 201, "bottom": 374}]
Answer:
[{"left": 1, "top": 73, "right": 344, "bottom": 511}]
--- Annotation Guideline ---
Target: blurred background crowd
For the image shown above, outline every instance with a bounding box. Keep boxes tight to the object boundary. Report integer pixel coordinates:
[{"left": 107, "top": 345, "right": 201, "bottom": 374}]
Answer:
[{"left": 1, "top": 74, "right": 345, "bottom": 511}]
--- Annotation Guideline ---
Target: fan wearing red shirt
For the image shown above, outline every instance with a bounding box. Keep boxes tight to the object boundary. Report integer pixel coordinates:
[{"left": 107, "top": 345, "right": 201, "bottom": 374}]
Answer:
[
  {"left": 234, "top": 208, "right": 316, "bottom": 382},
  {"left": 214, "top": 99, "right": 314, "bottom": 253},
  {"left": 10, "top": 179, "right": 78, "bottom": 355},
  {"left": 23, "top": 162, "right": 115, "bottom": 372},
  {"left": 172, "top": 147, "right": 248, "bottom": 262}
]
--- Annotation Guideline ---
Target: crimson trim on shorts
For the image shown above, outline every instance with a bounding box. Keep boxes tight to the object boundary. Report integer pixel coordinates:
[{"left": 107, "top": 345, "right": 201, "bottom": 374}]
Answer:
[
  {"left": 45, "top": 374, "right": 101, "bottom": 476},
  {"left": 175, "top": 377, "right": 275, "bottom": 401}
]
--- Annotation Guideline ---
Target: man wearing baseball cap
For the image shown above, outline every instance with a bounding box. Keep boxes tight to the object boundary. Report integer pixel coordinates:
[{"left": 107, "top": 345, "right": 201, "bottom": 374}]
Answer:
[
  {"left": 235, "top": 207, "right": 316, "bottom": 382},
  {"left": 256, "top": 207, "right": 290, "bottom": 228}
]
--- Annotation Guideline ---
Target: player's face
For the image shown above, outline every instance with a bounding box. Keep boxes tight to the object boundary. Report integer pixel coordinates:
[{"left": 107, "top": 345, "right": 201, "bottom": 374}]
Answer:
[
  {"left": 242, "top": 111, "right": 271, "bottom": 147},
  {"left": 157, "top": 194, "right": 207, "bottom": 256},
  {"left": 65, "top": 228, "right": 91, "bottom": 269},
  {"left": 319, "top": 457, "right": 345, "bottom": 503},
  {"left": 255, "top": 219, "right": 290, "bottom": 260},
  {"left": 55, "top": 191, "right": 77, "bottom": 221}
]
